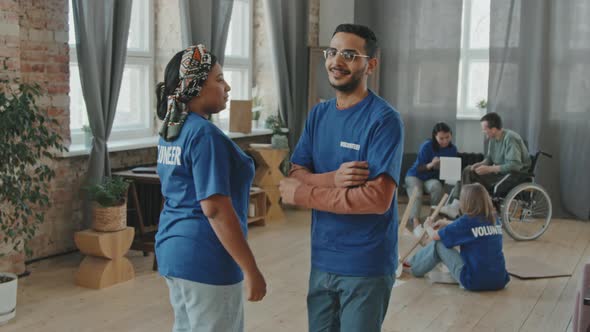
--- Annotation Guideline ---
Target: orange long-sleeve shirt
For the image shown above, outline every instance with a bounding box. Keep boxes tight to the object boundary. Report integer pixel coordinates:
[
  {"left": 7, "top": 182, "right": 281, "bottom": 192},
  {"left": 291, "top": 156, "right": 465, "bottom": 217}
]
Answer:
[{"left": 289, "top": 164, "right": 397, "bottom": 215}]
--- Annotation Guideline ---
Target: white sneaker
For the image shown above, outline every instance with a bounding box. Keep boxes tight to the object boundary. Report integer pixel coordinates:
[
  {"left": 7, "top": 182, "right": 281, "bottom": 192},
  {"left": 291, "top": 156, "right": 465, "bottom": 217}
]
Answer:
[
  {"left": 426, "top": 271, "right": 458, "bottom": 284},
  {"left": 440, "top": 200, "right": 461, "bottom": 219}
]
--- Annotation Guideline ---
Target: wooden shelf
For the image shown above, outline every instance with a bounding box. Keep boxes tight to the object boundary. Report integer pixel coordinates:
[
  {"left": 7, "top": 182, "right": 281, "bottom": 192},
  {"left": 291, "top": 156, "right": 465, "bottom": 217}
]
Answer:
[{"left": 248, "top": 189, "right": 268, "bottom": 226}]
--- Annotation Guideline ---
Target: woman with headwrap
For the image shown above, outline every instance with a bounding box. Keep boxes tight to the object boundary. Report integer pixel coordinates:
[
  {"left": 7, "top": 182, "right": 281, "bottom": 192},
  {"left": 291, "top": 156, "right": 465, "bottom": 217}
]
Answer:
[{"left": 155, "top": 45, "right": 266, "bottom": 332}]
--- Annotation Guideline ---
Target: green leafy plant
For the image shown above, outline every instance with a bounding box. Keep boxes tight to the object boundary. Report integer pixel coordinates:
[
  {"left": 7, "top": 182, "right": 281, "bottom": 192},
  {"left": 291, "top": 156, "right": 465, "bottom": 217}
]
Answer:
[
  {"left": 81, "top": 125, "right": 92, "bottom": 133},
  {"left": 264, "top": 114, "right": 286, "bottom": 135},
  {"left": 476, "top": 99, "right": 487, "bottom": 110},
  {"left": 0, "top": 80, "right": 67, "bottom": 256},
  {"left": 252, "top": 110, "right": 261, "bottom": 121},
  {"left": 85, "top": 177, "right": 130, "bottom": 207}
]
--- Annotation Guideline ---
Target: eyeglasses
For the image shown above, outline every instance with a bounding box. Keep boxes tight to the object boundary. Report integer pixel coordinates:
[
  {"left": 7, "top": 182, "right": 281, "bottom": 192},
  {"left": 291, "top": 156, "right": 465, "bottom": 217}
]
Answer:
[{"left": 323, "top": 48, "right": 370, "bottom": 63}]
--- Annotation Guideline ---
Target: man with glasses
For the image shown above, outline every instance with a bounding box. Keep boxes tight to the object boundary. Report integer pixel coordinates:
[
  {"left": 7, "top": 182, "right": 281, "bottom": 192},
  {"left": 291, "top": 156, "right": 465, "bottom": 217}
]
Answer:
[{"left": 279, "top": 24, "right": 404, "bottom": 331}]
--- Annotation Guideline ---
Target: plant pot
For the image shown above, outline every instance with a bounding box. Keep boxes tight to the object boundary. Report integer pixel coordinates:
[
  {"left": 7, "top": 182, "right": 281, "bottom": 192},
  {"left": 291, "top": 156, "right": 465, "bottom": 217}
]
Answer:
[
  {"left": 271, "top": 134, "right": 289, "bottom": 149},
  {"left": 91, "top": 201, "right": 127, "bottom": 232},
  {"left": 0, "top": 273, "right": 17, "bottom": 325}
]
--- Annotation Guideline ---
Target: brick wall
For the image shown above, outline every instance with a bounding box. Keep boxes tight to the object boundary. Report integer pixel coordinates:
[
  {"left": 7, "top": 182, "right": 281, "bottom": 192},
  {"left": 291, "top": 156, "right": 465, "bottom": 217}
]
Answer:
[{"left": 0, "top": 0, "right": 156, "bottom": 274}]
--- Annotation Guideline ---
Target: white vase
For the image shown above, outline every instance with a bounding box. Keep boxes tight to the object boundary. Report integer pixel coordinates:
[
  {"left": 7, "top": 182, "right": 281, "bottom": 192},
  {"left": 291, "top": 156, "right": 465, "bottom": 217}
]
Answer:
[{"left": 0, "top": 273, "right": 17, "bottom": 325}]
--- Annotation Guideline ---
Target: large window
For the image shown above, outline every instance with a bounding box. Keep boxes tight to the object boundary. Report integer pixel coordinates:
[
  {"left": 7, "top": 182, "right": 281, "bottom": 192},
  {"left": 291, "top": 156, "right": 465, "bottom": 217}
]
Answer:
[
  {"left": 457, "top": 0, "right": 490, "bottom": 119},
  {"left": 216, "top": 0, "right": 253, "bottom": 128},
  {"left": 68, "top": 0, "right": 154, "bottom": 145}
]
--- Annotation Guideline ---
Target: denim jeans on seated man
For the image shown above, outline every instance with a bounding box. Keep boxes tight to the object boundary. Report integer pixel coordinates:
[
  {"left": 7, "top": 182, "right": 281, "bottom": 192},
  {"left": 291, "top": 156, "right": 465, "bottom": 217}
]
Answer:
[
  {"left": 408, "top": 240, "right": 464, "bottom": 285},
  {"left": 307, "top": 269, "right": 395, "bottom": 332}
]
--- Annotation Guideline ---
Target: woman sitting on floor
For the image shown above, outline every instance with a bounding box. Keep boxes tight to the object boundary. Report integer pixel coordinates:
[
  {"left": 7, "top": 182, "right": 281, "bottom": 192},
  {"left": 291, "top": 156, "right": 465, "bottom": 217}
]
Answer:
[{"left": 405, "top": 183, "right": 510, "bottom": 291}]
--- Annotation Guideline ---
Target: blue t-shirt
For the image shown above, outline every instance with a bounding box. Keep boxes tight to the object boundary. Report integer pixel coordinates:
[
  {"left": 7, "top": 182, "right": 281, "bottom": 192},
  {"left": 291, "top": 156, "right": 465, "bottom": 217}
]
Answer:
[
  {"left": 406, "top": 139, "right": 458, "bottom": 181},
  {"left": 291, "top": 90, "right": 404, "bottom": 277},
  {"left": 438, "top": 214, "right": 510, "bottom": 291},
  {"left": 155, "top": 112, "right": 254, "bottom": 285}
]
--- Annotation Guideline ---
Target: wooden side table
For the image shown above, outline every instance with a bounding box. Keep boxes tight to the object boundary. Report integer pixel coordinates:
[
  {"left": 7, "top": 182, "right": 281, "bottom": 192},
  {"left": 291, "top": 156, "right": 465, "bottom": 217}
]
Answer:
[
  {"left": 74, "top": 227, "right": 135, "bottom": 289},
  {"left": 249, "top": 147, "right": 289, "bottom": 222}
]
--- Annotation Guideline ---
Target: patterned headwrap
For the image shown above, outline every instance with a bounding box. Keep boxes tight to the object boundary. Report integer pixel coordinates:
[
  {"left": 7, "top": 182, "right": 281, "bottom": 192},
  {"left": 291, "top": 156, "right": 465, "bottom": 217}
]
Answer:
[{"left": 159, "top": 44, "right": 214, "bottom": 141}]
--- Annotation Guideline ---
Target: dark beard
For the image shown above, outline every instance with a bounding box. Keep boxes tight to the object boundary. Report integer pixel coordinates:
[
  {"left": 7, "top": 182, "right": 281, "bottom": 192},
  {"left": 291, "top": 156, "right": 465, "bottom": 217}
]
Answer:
[
  {"left": 329, "top": 68, "right": 364, "bottom": 92},
  {"left": 330, "top": 78, "right": 360, "bottom": 92}
]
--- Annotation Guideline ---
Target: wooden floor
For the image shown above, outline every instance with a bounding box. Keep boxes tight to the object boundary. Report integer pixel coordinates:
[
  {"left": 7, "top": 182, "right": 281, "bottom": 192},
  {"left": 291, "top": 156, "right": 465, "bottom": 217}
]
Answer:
[{"left": 3, "top": 207, "right": 588, "bottom": 332}]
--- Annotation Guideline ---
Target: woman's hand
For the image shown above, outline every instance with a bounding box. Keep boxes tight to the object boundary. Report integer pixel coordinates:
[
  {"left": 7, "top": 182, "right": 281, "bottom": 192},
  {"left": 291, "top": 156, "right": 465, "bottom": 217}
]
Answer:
[
  {"left": 427, "top": 157, "right": 440, "bottom": 170},
  {"left": 433, "top": 218, "right": 452, "bottom": 229},
  {"left": 244, "top": 267, "right": 267, "bottom": 302}
]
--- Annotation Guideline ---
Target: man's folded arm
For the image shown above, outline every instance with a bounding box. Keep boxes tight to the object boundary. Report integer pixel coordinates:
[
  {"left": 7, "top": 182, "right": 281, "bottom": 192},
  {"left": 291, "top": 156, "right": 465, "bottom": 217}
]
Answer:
[
  {"left": 289, "top": 163, "right": 335, "bottom": 187},
  {"left": 293, "top": 174, "right": 396, "bottom": 215}
]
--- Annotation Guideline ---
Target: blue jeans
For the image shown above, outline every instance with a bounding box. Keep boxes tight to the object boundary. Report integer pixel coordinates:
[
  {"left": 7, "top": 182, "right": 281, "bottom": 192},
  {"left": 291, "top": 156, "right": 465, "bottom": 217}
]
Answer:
[
  {"left": 307, "top": 269, "right": 394, "bottom": 332},
  {"left": 405, "top": 176, "right": 445, "bottom": 219},
  {"left": 408, "top": 240, "right": 464, "bottom": 283},
  {"left": 164, "top": 276, "right": 244, "bottom": 332}
]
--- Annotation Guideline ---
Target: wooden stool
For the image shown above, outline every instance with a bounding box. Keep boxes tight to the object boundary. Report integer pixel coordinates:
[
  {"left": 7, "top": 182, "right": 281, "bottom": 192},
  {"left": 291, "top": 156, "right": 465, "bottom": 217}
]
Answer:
[
  {"left": 74, "top": 227, "right": 135, "bottom": 289},
  {"left": 249, "top": 147, "right": 289, "bottom": 222}
]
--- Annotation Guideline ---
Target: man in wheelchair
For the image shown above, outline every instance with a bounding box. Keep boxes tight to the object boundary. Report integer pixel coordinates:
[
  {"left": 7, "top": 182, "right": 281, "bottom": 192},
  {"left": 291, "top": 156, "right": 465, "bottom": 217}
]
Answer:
[
  {"left": 446, "top": 112, "right": 531, "bottom": 216},
  {"left": 442, "top": 112, "right": 552, "bottom": 241}
]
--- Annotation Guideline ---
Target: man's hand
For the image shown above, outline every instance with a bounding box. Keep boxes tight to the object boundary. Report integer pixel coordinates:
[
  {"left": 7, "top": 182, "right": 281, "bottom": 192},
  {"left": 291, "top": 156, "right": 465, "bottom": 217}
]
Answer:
[
  {"left": 244, "top": 267, "right": 266, "bottom": 302},
  {"left": 279, "top": 177, "right": 302, "bottom": 205},
  {"left": 334, "top": 161, "right": 370, "bottom": 187},
  {"left": 475, "top": 165, "right": 494, "bottom": 175}
]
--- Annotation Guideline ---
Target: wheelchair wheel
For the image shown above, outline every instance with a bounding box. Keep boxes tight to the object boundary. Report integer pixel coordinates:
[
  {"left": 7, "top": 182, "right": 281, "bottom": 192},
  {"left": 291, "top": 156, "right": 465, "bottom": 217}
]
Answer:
[{"left": 500, "top": 183, "right": 552, "bottom": 241}]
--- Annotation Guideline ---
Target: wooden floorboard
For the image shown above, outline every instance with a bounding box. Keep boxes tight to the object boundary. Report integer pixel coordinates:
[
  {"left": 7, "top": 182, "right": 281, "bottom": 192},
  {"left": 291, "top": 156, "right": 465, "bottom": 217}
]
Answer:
[{"left": 2, "top": 207, "right": 588, "bottom": 332}]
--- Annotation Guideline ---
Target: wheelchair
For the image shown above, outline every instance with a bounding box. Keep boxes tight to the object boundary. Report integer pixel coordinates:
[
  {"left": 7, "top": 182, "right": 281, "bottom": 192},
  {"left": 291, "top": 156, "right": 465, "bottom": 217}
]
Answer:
[{"left": 490, "top": 151, "right": 553, "bottom": 241}]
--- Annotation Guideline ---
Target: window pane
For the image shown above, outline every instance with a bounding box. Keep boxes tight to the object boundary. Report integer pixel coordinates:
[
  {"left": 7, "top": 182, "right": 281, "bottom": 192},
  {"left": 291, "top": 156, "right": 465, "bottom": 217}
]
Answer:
[
  {"left": 469, "top": 0, "right": 490, "bottom": 49},
  {"left": 113, "top": 65, "right": 150, "bottom": 128},
  {"left": 127, "top": 1, "right": 149, "bottom": 52},
  {"left": 225, "top": 0, "right": 250, "bottom": 57},
  {"left": 466, "top": 61, "right": 489, "bottom": 108},
  {"left": 69, "top": 64, "right": 150, "bottom": 131},
  {"left": 68, "top": 0, "right": 148, "bottom": 52},
  {"left": 218, "top": 68, "right": 248, "bottom": 120},
  {"left": 68, "top": 1, "right": 75, "bottom": 46},
  {"left": 69, "top": 64, "right": 88, "bottom": 130}
]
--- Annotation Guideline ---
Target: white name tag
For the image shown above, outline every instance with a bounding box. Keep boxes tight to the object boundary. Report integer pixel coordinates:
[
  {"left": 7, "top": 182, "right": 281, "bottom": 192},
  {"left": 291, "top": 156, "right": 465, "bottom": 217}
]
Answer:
[{"left": 340, "top": 141, "right": 360, "bottom": 151}]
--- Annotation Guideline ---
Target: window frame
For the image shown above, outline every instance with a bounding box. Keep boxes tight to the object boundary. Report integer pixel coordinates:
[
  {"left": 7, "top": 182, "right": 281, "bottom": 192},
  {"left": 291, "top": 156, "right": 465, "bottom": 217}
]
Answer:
[
  {"left": 457, "top": 0, "right": 490, "bottom": 120},
  {"left": 215, "top": 0, "right": 253, "bottom": 129},
  {"left": 68, "top": 0, "right": 156, "bottom": 145}
]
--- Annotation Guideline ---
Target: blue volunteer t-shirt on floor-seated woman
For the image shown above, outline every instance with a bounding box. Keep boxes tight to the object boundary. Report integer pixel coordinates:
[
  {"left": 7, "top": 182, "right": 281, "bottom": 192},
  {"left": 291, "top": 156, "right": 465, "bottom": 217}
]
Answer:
[
  {"left": 437, "top": 214, "right": 510, "bottom": 291},
  {"left": 291, "top": 90, "right": 404, "bottom": 277},
  {"left": 156, "top": 112, "right": 254, "bottom": 285},
  {"left": 406, "top": 139, "right": 458, "bottom": 181}
]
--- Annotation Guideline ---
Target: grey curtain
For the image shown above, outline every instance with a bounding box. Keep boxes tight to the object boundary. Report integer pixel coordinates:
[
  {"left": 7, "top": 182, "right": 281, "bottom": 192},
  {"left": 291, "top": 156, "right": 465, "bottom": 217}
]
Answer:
[
  {"left": 358, "top": 0, "right": 463, "bottom": 152},
  {"left": 263, "top": 0, "right": 309, "bottom": 147},
  {"left": 72, "top": 0, "right": 132, "bottom": 183},
  {"left": 489, "top": 0, "right": 590, "bottom": 219},
  {"left": 179, "top": 0, "right": 234, "bottom": 65}
]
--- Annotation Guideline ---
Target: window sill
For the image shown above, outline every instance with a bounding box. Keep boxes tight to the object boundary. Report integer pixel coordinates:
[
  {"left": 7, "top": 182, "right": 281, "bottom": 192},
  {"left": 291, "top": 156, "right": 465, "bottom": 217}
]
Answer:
[
  {"left": 59, "top": 136, "right": 160, "bottom": 158},
  {"left": 59, "top": 129, "right": 273, "bottom": 158},
  {"left": 456, "top": 113, "right": 483, "bottom": 120}
]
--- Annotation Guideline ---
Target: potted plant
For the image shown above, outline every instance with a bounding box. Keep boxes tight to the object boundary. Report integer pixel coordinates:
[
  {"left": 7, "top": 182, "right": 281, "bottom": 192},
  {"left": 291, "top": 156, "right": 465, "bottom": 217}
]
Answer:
[
  {"left": 85, "top": 177, "right": 130, "bottom": 232},
  {"left": 0, "top": 80, "right": 66, "bottom": 323},
  {"left": 264, "top": 114, "right": 289, "bottom": 149},
  {"left": 81, "top": 125, "right": 92, "bottom": 149},
  {"left": 476, "top": 99, "right": 487, "bottom": 112}
]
